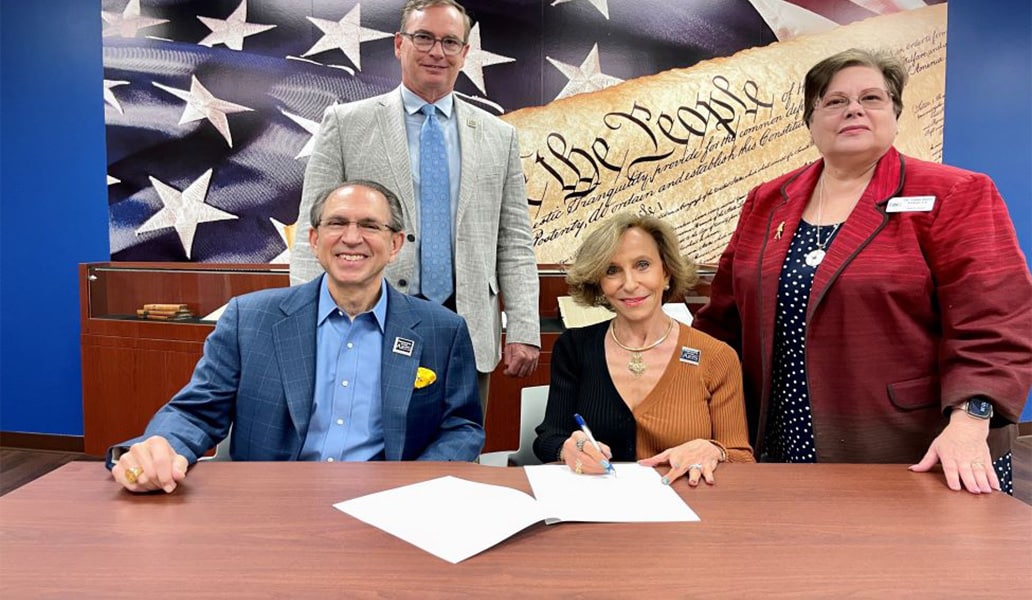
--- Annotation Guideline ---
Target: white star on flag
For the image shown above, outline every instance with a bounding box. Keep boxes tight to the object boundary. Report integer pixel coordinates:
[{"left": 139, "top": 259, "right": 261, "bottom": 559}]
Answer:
[
  {"left": 547, "top": 44, "right": 623, "bottom": 101},
  {"left": 197, "top": 0, "right": 276, "bottom": 51},
  {"left": 107, "top": 175, "right": 121, "bottom": 186},
  {"left": 268, "top": 217, "right": 294, "bottom": 264},
  {"left": 745, "top": 0, "right": 836, "bottom": 41},
  {"left": 102, "top": 0, "right": 169, "bottom": 38},
  {"left": 136, "top": 169, "right": 238, "bottom": 260},
  {"left": 551, "top": 0, "right": 610, "bottom": 19},
  {"left": 280, "top": 109, "right": 323, "bottom": 159},
  {"left": 103, "top": 80, "right": 130, "bottom": 114},
  {"left": 461, "top": 23, "right": 516, "bottom": 94},
  {"left": 153, "top": 76, "right": 254, "bottom": 147},
  {"left": 303, "top": 5, "right": 393, "bottom": 71}
]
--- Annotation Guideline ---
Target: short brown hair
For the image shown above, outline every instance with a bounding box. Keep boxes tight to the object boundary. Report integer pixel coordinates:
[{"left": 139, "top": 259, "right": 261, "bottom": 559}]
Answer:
[
  {"left": 400, "top": 0, "right": 472, "bottom": 41},
  {"left": 566, "top": 213, "right": 698, "bottom": 309},
  {"left": 802, "top": 48, "right": 908, "bottom": 126}
]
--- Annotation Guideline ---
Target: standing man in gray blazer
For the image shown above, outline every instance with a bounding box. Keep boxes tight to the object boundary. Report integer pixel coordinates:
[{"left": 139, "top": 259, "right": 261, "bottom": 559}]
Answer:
[{"left": 291, "top": 0, "right": 540, "bottom": 416}]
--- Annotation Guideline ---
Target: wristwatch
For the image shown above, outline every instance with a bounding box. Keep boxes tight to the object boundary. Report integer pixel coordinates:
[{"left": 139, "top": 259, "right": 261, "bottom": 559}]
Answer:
[{"left": 957, "top": 397, "right": 994, "bottom": 420}]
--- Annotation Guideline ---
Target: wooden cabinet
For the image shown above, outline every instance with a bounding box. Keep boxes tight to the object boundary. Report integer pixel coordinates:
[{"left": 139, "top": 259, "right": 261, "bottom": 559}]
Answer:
[{"left": 80, "top": 263, "right": 289, "bottom": 456}]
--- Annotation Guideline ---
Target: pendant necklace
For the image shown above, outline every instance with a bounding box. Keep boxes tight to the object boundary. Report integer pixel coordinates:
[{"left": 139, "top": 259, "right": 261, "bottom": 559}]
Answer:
[
  {"left": 610, "top": 318, "right": 674, "bottom": 377},
  {"left": 805, "top": 174, "right": 838, "bottom": 267}
]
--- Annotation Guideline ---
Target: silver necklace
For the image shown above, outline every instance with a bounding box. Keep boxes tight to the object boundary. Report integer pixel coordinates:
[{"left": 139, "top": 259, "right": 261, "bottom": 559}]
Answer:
[
  {"left": 610, "top": 318, "right": 674, "bottom": 377},
  {"left": 805, "top": 175, "right": 838, "bottom": 267}
]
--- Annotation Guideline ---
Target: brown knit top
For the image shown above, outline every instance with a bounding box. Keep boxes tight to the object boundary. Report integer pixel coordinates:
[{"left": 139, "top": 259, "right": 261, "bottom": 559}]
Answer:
[{"left": 633, "top": 324, "right": 754, "bottom": 462}]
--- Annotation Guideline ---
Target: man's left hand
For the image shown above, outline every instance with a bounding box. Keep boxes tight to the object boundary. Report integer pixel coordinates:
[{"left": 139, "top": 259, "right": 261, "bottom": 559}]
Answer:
[
  {"left": 909, "top": 410, "right": 999, "bottom": 494},
  {"left": 503, "top": 343, "right": 539, "bottom": 377}
]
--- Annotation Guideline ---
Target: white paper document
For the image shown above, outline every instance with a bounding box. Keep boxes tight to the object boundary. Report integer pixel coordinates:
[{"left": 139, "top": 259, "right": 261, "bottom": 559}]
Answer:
[
  {"left": 558, "top": 295, "right": 694, "bottom": 329},
  {"left": 662, "top": 302, "right": 694, "bottom": 326},
  {"left": 525, "top": 463, "right": 700, "bottom": 524},
  {"left": 333, "top": 464, "right": 698, "bottom": 564}
]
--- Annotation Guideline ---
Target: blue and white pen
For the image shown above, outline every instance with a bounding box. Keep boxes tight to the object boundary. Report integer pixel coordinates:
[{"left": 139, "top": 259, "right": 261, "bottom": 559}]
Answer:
[{"left": 573, "top": 413, "right": 616, "bottom": 475}]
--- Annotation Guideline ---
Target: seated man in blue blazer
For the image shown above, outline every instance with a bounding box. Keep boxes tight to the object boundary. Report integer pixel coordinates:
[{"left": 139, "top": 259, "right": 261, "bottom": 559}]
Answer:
[{"left": 109, "top": 180, "right": 484, "bottom": 493}]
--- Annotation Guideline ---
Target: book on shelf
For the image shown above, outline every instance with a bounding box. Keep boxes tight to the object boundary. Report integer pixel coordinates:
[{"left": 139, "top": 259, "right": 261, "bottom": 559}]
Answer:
[
  {"left": 142, "top": 303, "right": 190, "bottom": 312},
  {"left": 136, "top": 308, "right": 193, "bottom": 320}
]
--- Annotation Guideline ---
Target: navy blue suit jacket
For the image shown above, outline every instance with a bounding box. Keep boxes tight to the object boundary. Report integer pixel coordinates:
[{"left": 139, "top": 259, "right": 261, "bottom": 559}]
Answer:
[{"left": 108, "top": 277, "right": 484, "bottom": 465}]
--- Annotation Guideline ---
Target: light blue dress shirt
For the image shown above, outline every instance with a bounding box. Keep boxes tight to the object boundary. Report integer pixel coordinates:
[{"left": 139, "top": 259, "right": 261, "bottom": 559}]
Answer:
[
  {"left": 401, "top": 85, "right": 461, "bottom": 296},
  {"left": 299, "top": 277, "right": 389, "bottom": 462}
]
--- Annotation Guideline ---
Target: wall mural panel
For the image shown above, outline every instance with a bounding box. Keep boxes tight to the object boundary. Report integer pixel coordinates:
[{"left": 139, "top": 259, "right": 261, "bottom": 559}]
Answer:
[{"left": 102, "top": 0, "right": 946, "bottom": 265}]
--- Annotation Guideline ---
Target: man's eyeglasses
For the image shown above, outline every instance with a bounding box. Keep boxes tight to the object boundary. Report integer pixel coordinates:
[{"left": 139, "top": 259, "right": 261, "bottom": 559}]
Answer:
[
  {"left": 815, "top": 89, "right": 893, "bottom": 114},
  {"left": 399, "top": 31, "right": 466, "bottom": 56},
  {"left": 319, "top": 218, "right": 398, "bottom": 235}
]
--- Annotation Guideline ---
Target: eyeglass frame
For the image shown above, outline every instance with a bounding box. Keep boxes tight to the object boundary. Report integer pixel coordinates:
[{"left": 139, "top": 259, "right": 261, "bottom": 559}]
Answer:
[
  {"left": 813, "top": 88, "right": 894, "bottom": 114},
  {"left": 398, "top": 30, "right": 467, "bottom": 56},
  {"left": 318, "top": 218, "right": 401, "bottom": 235}
]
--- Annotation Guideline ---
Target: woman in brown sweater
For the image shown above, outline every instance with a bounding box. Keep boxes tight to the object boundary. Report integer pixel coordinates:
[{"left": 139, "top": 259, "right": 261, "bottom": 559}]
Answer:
[{"left": 533, "top": 213, "right": 753, "bottom": 486}]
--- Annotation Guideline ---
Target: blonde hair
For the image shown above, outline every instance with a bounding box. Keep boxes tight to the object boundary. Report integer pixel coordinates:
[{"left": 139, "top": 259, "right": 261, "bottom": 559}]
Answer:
[{"left": 566, "top": 212, "right": 698, "bottom": 309}]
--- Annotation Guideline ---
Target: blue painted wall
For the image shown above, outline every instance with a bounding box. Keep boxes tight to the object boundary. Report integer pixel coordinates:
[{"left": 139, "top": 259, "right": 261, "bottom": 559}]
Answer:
[
  {"left": 941, "top": 0, "right": 1032, "bottom": 422},
  {"left": 0, "top": 0, "right": 110, "bottom": 435},
  {"left": 0, "top": 0, "right": 1029, "bottom": 436}
]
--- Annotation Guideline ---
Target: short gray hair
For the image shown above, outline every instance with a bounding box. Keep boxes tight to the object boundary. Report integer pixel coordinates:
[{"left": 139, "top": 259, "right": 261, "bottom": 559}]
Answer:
[{"left": 309, "top": 180, "right": 404, "bottom": 232}]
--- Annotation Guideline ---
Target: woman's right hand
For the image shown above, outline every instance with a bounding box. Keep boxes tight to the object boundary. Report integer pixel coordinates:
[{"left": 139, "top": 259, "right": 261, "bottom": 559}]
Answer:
[{"left": 560, "top": 432, "right": 613, "bottom": 475}]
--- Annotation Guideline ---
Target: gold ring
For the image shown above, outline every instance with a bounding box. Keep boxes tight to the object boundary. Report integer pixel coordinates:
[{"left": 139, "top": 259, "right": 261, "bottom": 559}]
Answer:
[
  {"left": 125, "top": 466, "right": 143, "bottom": 484},
  {"left": 574, "top": 459, "right": 583, "bottom": 475}
]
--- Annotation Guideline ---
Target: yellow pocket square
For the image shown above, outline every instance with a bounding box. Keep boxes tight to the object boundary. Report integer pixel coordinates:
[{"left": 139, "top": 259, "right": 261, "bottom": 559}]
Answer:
[{"left": 414, "top": 367, "right": 437, "bottom": 389}]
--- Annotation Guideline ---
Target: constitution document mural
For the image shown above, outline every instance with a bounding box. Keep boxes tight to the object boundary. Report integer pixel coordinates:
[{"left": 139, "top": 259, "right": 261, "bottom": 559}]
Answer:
[{"left": 102, "top": 0, "right": 946, "bottom": 264}]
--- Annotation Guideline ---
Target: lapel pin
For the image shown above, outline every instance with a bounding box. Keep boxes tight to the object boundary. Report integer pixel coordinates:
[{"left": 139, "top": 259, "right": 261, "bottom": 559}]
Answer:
[
  {"left": 679, "top": 347, "right": 701, "bottom": 365},
  {"left": 774, "top": 221, "right": 785, "bottom": 240},
  {"left": 392, "top": 337, "right": 414, "bottom": 357}
]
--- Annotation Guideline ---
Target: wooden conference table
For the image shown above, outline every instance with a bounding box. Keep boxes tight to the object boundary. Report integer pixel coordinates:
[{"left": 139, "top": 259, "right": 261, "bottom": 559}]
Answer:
[{"left": 2, "top": 462, "right": 1029, "bottom": 598}]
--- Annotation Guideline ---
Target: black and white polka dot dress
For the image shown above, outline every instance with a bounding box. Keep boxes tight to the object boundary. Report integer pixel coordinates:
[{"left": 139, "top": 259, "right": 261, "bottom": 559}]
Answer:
[
  {"left": 763, "top": 220, "right": 1014, "bottom": 494},
  {"left": 764, "top": 221, "right": 839, "bottom": 463}
]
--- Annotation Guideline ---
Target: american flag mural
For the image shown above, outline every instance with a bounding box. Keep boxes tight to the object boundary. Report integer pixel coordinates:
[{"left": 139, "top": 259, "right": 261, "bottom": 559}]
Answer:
[{"left": 102, "top": 0, "right": 940, "bottom": 263}]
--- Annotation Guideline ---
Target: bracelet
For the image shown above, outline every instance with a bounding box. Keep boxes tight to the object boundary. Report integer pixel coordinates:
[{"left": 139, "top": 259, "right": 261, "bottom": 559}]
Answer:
[
  {"left": 709, "top": 439, "right": 728, "bottom": 463},
  {"left": 556, "top": 446, "right": 564, "bottom": 463}
]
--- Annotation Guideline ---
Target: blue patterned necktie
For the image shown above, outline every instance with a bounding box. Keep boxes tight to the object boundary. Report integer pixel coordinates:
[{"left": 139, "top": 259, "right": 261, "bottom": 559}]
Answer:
[{"left": 419, "top": 103, "right": 453, "bottom": 304}]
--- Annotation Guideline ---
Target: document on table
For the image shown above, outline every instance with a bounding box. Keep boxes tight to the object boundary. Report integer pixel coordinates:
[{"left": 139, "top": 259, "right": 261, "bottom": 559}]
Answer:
[
  {"left": 524, "top": 462, "right": 700, "bottom": 524},
  {"left": 333, "top": 463, "right": 698, "bottom": 564}
]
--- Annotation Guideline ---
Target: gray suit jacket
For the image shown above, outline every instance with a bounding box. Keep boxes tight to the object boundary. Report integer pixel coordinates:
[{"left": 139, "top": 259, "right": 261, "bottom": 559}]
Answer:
[
  {"left": 290, "top": 88, "right": 540, "bottom": 373},
  {"left": 107, "top": 278, "right": 484, "bottom": 466}
]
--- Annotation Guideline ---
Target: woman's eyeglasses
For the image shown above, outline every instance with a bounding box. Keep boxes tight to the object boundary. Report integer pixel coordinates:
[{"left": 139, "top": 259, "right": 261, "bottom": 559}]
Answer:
[{"left": 815, "top": 89, "right": 893, "bottom": 113}]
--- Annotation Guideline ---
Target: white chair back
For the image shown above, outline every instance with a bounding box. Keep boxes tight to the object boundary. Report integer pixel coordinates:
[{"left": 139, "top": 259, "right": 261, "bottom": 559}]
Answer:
[
  {"left": 198, "top": 426, "right": 232, "bottom": 462},
  {"left": 508, "top": 385, "right": 549, "bottom": 466},
  {"left": 480, "top": 385, "right": 549, "bottom": 467}
]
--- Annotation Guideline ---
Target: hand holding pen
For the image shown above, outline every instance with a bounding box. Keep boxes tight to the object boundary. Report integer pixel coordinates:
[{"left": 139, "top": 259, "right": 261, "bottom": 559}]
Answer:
[{"left": 562, "top": 413, "right": 615, "bottom": 476}]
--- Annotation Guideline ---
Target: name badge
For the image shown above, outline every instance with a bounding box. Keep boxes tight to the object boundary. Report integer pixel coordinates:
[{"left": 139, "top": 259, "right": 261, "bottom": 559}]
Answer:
[
  {"left": 679, "top": 347, "right": 700, "bottom": 366},
  {"left": 392, "top": 337, "right": 414, "bottom": 357},
  {"left": 886, "top": 196, "right": 935, "bottom": 212}
]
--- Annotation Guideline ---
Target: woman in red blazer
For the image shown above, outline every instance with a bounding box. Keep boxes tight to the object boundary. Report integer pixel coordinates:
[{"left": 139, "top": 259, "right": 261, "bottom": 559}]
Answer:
[{"left": 693, "top": 48, "right": 1031, "bottom": 495}]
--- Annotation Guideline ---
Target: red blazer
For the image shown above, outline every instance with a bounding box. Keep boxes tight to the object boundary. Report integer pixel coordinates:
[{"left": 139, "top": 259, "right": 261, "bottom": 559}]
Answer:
[{"left": 694, "top": 147, "right": 1032, "bottom": 463}]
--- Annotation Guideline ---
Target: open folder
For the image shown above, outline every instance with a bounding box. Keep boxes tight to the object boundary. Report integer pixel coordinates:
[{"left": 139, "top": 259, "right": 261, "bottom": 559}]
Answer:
[{"left": 333, "top": 463, "right": 699, "bottom": 564}]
